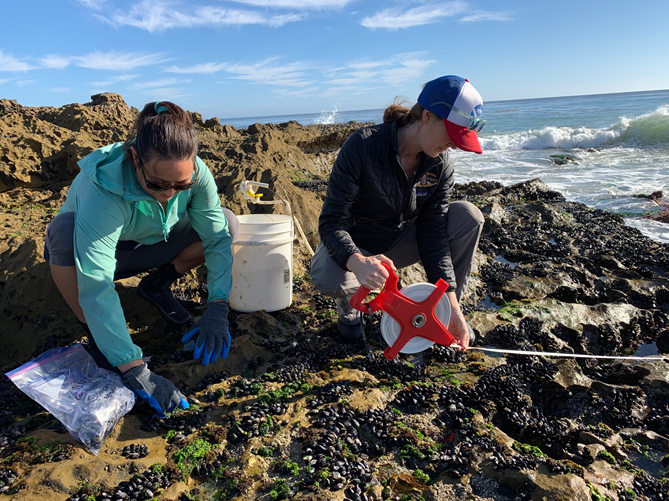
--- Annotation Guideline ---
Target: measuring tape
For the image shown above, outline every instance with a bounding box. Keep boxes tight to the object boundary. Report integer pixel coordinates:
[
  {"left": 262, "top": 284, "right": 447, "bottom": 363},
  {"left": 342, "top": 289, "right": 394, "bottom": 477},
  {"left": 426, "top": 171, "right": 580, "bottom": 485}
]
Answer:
[
  {"left": 461, "top": 347, "right": 667, "bottom": 361},
  {"left": 380, "top": 282, "right": 667, "bottom": 362}
]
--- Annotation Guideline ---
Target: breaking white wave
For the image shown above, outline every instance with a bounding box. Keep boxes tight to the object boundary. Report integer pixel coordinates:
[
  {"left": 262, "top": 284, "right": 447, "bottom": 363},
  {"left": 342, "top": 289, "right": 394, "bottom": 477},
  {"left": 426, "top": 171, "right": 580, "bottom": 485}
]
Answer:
[
  {"left": 313, "top": 103, "right": 340, "bottom": 125},
  {"left": 481, "top": 105, "right": 669, "bottom": 150}
]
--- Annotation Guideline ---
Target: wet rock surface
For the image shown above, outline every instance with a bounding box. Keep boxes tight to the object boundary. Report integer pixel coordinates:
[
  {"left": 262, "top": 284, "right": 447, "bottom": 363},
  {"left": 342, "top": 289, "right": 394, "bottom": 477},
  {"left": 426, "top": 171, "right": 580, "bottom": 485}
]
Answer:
[{"left": 0, "top": 95, "right": 669, "bottom": 500}]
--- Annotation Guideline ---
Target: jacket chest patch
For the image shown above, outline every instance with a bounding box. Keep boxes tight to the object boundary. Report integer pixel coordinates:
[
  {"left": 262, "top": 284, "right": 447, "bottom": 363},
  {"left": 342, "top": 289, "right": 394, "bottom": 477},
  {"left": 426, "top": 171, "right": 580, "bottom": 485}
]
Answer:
[{"left": 415, "top": 173, "right": 439, "bottom": 197}]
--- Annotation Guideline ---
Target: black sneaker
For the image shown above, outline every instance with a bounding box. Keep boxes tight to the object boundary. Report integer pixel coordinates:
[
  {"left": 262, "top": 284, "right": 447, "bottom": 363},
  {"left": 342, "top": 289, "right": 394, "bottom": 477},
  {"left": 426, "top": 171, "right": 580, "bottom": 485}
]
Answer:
[
  {"left": 337, "top": 319, "right": 364, "bottom": 340},
  {"left": 138, "top": 264, "right": 191, "bottom": 324}
]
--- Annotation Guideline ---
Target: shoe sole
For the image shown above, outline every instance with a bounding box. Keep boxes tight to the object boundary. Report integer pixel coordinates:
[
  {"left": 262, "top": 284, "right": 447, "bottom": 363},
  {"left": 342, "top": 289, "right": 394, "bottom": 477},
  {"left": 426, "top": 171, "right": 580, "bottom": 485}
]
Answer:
[{"left": 137, "top": 286, "right": 191, "bottom": 325}]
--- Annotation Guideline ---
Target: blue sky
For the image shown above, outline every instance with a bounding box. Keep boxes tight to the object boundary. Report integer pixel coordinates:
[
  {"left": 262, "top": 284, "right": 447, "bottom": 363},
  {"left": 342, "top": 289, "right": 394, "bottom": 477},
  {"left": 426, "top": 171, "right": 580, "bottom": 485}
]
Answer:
[{"left": 1, "top": 0, "right": 668, "bottom": 119}]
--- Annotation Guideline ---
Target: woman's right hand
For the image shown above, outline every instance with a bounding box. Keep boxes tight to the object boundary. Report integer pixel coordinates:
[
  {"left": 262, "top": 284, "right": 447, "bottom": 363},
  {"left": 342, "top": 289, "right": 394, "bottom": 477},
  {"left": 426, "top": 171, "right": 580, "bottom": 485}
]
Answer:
[
  {"left": 122, "top": 363, "right": 189, "bottom": 418},
  {"left": 346, "top": 253, "right": 396, "bottom": 290}
]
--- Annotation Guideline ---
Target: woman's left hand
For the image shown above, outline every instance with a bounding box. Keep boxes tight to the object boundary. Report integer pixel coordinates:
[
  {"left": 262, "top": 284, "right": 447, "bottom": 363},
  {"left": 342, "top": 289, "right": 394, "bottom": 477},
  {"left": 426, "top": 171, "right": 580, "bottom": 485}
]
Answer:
[
  {"left": 181, "top": 300, "right": 231, "bottom": 365},
  {"left": 445, "top": 291, "right": 469, "bottom": 351}
]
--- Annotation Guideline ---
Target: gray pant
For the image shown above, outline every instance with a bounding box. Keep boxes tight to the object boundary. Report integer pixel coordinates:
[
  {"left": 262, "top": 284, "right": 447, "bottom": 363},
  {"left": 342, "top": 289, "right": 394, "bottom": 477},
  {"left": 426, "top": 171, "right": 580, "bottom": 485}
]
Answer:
[
  {"left": 310, "top": 200, "right": 484, "bottom": 325},
  {"left": 44, "top": 209, "right": 239, "bottom": 280}
]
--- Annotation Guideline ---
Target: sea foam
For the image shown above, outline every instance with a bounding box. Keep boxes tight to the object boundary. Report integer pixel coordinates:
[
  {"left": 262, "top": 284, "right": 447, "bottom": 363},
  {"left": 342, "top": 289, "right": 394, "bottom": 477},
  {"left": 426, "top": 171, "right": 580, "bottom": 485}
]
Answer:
[
  {"left": 313, "top": 103, "right": 340, "bottom": 125},
  {"left": 481, "top": 105, "right": 669, "bottom": 151}
]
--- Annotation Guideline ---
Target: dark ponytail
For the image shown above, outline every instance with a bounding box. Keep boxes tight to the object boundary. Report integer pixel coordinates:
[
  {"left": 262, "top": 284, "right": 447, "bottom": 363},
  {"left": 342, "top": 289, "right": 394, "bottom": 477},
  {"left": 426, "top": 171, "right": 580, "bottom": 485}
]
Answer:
[
  {"left": 124, "top": 101, "right": 198, "bottom": 163},
  {"left": 383, "top": 97, "right": 425, "bottom": 127}
]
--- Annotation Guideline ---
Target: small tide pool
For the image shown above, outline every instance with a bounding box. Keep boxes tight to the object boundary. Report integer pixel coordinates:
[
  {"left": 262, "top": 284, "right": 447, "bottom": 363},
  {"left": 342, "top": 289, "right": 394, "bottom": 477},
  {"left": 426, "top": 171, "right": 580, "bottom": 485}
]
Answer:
[
  {"left": 634, "top": 342, "right": 659, "bottom": 358},
  {"left": 627, "top": 447, "right": 668, "bottom": 479},
  {"left": 493, "top": 255, "right": 518, "bottom": 268},
  {"left": 477, "top": 296, "right": 502, "bottom": 311}
]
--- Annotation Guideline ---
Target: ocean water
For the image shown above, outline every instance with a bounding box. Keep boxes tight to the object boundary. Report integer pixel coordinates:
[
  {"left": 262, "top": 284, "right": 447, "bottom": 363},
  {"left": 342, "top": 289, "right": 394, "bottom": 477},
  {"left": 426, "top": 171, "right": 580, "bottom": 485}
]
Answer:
[{"left": 221, "top": 90, "right": 669, "bottom": 243}]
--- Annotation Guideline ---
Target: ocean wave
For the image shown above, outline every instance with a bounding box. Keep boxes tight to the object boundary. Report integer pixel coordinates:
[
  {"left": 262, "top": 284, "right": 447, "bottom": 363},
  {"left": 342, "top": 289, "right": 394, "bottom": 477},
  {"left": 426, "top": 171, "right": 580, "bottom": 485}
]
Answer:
[
  {"left": 481, "top": 105, "right": 669, "bottom": 150},
  {"left": 313, "top": 103, "right": 340, "bottom": 125},
  {"left": 617, "top": 104, "right": 669, "bottom": 146}
]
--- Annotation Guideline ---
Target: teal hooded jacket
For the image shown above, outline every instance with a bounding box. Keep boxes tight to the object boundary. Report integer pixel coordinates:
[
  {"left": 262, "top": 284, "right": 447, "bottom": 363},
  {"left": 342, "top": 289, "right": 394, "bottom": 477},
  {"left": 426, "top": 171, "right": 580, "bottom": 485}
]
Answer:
[{"left": 59, "top": 143, "right": 233, "bottom": 367}]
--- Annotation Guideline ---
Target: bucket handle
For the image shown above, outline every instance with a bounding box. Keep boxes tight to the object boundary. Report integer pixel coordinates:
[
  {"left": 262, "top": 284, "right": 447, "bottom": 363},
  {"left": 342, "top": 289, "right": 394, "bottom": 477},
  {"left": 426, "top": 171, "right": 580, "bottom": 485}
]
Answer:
[{"left": 240, "top": 180, "right": 314, "bottom": 256}]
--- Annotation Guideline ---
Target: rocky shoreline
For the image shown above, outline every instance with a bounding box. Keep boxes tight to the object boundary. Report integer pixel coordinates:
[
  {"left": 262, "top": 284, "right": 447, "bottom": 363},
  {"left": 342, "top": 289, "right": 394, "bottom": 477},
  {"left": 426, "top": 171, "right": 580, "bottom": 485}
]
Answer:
[{"left": 1, "top": 95, "right": 669, "bottom": 501}]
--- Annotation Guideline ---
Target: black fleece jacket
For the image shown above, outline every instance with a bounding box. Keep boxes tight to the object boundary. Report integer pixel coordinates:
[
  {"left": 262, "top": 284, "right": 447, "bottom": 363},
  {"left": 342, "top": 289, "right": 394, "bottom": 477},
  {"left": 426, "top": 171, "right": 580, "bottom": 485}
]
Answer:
[{"left": 318, "top": 120, "right": 457, "bottom": 288}]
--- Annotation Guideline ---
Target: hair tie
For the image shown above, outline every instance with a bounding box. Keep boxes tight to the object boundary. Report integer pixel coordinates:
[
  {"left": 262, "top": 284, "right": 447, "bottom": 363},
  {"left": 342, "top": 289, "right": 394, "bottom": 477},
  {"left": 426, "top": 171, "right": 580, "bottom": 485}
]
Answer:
[{"left": 154, "top": 101, "right": 168, "bottom": 114}]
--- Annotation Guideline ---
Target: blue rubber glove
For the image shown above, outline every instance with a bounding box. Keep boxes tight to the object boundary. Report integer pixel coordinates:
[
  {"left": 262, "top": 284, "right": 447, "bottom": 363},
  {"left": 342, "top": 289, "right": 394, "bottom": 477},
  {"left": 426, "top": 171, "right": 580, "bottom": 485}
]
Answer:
[
  {"left": 181, "top": 300, "right": 231, "bottom": 366},
  {"left": 122, "top": 364, "right": 189, "bottom": 418}
]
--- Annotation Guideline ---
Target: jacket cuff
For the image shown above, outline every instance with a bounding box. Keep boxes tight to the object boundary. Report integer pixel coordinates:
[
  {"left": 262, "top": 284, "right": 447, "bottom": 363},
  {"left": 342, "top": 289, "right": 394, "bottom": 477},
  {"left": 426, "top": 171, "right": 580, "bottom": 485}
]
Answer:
[
  {"left": 335, "top": 248, "right": 361, "bottom": 272},
  {"left": 109, "top": 345, "right": 144, "bottom": 368}
]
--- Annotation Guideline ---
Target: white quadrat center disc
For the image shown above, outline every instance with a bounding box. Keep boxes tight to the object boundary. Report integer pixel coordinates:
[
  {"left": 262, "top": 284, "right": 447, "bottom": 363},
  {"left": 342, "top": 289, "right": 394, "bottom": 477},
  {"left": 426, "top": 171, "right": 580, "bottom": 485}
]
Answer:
[{"left": 380, "top": 282, "right": 451, "bottom": 354}]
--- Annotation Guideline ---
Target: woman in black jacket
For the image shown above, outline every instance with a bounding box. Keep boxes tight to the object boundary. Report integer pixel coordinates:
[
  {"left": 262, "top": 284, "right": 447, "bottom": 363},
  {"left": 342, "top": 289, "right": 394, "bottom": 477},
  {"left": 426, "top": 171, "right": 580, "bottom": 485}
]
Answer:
[{"left": 311, "top": 75, "right": 486, "bottom": 350}]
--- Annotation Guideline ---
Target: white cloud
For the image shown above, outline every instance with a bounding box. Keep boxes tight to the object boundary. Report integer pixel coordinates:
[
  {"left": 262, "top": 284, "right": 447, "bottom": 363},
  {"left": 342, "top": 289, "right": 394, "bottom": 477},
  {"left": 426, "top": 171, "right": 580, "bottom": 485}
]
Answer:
[
  {"left": 91, "top": 74, "right": 139, "bottom": 87},
  {"left": 459, "top": 10, "right": 512, "bottom": 23},
  {"left": 320, "top": 53, "right": 435, "bottom": 97},
  {"left": 48, "top": 87, "right": 71, "bottom": 93},
  {"left": 318, "top": 84, "right": 359, "bottom": 98},
  {"left": 325, "top": 53, "right": 435, "bottom": 87},
  {"left": 40, "top": 55, "right": 73, "bottom": 69},
  {"left": 106, "top": 0, "right": 303, "bottom": 32},
  {"left": 166, "top": 62, "right": 228, "bottom": 74},
  {"left": 75, "top": 0, "right": 107, "bottom": 10},
  {"left": 274, "top": 88, "right": 320, "bottom": 98},
  {"left": 227, "top": 0, "right": 353, "bottom": 7},
  {"left": 345, "top": 61, "right": 391, "bottom": 71},
  {"left": 162, "top": 52, "right": 433, "bottom": 100},
  {"left": 38, "top": 51, "right": 162, "bottom": 72},
  {"left": 265, "top": 13, "right": 305, "bottom": 26},
  {"left": 17, "top": 80, "right": 35, "bottom": 87},
  {"left": 223, "top": 59, "right": 315, "bottom": 87},
  {"left": 327, "top": 70, "right": 378, "bottom": 86},
  {"left": 0, "top": 78, "right": 12, "bottom": 85},
  {"left": 76, "top": 51, "right": 170, "bottom": 70},
  {"left": 379, "top": 58, "right": 435, "bottom": 84},
  {"left": 130, "top": 78, "right": 191, "bottom": 89},
  {"left": 361, "top": 1, "right": 468, "bottom": 30},
  {"left": 0, "top": 50, "right": 33, "bottom": 72}
]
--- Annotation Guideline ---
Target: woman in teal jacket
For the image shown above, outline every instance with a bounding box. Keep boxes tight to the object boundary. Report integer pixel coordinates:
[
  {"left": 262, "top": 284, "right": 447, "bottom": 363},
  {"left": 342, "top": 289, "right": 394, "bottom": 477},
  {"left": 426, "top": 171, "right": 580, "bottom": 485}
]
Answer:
[{"left": 44, "top": 101, "right": 235, "bottom": 417}]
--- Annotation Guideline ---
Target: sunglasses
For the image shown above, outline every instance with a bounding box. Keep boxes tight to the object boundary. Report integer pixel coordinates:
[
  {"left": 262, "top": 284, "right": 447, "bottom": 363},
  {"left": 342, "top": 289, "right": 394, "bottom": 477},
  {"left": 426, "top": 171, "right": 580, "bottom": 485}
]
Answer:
[
  {"left": 431, "top": 101, "right": 487, "bottom": 133},
  {"left": 135, "top": 155, "right": 198, "bottom": 192}
]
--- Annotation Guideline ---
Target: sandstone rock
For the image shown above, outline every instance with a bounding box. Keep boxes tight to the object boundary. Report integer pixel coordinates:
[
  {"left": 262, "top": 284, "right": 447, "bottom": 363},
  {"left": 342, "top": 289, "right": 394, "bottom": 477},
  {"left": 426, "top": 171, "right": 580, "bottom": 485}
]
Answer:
[
  {"left": 89, "top": 92, "right": 125, "bottom": 105},
  {"left": 0, "top": 98, "right": 21, "bottom": 116},
  {"left": 530, "top": 471, "right": 591, "bottom": 501},
  {"left": 221, "top": 124, "right": 240, "bottom": 137},
  {"left": 622, "top": 429, "right": 669, "bottom": 450},
  {"left": 583, "top": 442, "right": 607, "bottom": 463},
  {"left": 655, "top": 329, "right": 669, "bottom": 354},
  {"left": 486, "top": 201, "right": 508, "bottom": 226},
  {"left": 586, "top": 460, "right": 635, "bottom": 491},
  {"left": 552, "top": 360, "right": 593, "bottom": 390},
  {"left": 236, "top": 310, "right": 291, "bottom": 337},
  {"left": 499, "top": 178, "right": 566, "bottom": 204},
  {"left": 579, "top": 429, "right": 622, "bottom": 448},
  {"left": 204, "top": 117, "right": 220, "bottom": 128},
  {"left": 189, "top": 111, "right": 205, "bottom": 126},
  {"left": 396, "top": 262, "right": 428, "bottom": 288}
]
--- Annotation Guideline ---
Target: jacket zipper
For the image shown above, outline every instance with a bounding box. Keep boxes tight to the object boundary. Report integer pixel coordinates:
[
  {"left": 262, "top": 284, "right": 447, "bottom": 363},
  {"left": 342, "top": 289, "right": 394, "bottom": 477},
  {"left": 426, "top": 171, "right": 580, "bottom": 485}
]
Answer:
[
  {"left": 157, "top": 200, "right": 171, "bottom": 242},
  {"left": 396, "top": 152, "right": 412, "bottom": 231},
  {"left": 397, "top": 156, "right": 427, "bottom": 232}
]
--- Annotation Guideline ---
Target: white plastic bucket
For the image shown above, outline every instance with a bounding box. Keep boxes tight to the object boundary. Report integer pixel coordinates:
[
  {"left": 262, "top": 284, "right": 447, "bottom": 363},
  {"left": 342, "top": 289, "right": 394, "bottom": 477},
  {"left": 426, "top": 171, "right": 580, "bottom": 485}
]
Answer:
[{"left": 229, "top": 214, "right": 294, "bottom": 313}]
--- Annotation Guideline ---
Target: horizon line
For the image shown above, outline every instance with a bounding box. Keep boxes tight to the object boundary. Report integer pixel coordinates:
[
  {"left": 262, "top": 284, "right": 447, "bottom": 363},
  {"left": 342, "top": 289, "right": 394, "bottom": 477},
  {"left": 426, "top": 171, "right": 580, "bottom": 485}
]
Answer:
[{"left": 220, "top": 87, "right": 669, "bottom": 122}]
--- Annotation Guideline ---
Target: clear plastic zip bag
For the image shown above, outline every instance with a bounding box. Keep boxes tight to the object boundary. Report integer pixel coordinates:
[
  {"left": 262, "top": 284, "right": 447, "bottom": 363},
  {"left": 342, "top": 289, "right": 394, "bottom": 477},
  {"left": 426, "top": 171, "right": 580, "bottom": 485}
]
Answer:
[{"left": 5, "top": 344, "right": 136, "bottom": 455}]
